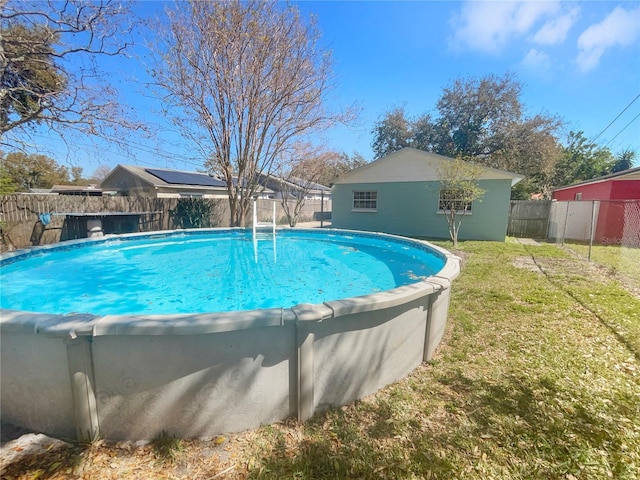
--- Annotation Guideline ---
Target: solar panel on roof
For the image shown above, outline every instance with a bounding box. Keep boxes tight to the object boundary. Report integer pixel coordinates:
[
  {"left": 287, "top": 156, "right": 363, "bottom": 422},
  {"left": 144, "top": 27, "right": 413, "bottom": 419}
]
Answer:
[{"left": 145, "top": 168, "right": 226, "bottom": 187}]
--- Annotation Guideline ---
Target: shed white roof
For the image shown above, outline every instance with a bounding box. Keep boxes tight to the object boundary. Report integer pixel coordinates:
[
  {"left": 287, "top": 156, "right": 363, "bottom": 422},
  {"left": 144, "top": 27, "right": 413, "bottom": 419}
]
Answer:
[{"left": 333, "top": 148, "right": 523, "bottom": 186}]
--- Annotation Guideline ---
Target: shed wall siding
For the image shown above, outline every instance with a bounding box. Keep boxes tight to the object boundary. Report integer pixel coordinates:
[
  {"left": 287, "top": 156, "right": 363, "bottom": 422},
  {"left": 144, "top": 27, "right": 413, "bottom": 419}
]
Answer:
[
  {"left": 332, "top": 179, "right": 512, "bottom": 241},
  {"left": 611, "top": 180, "right": 640, "bottom": 200},
  {"left": 552, "top": 179, "right": 640, "bottom": 201},
  {"left": 553, "top": 182, "right": 613, "bottom": 201}
]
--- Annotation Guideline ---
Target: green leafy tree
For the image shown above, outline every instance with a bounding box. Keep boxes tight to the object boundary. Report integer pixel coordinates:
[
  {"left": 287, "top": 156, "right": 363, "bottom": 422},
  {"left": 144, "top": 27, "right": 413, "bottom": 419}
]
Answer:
[
  {"left": 0, "top": 165, "right": 18, "bottom": 194},
  {"left": 437, "top": 157, "right": 485, "bottom": 247},
  {"left": 434, "top": 74, "right": 524, "bottom": 160},
  {"left": 371, "top": 107, "right": 436, "bottom": 158},
  {"left": 1, "top": 151, "right": 69, "bottom": 190},
  {"left": 70, "top": 166, "right": 91, "bottom": 185},
  {"left": 0, "top": 24, "right": 64, "bottom": 133},
  {"left": 552, "top": 131, "right": 615, "bottom": 187},
  {"left": 371, "top": 74, "right": 563, "bottom": 196},
  {"left": 611, "top": 149, "right": 636, "bottom": 173},
  {"left": 371, "top": 107, "right": 413, "bottom": 158}
]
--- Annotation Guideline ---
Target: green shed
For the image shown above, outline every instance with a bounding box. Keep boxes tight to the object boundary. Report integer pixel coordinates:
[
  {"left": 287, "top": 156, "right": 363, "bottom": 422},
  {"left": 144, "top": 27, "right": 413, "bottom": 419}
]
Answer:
[{"left": 331, "top": 148, "right": 523, "bottom": 241}]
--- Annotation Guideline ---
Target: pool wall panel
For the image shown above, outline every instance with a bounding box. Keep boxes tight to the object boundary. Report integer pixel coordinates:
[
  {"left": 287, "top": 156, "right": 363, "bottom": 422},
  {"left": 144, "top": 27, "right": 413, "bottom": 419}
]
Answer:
[
  {"left": 0, "top": 332, "right": 76, "bottom": 439},
  {"left": 91, "top": 326, "right": 296, "bottom": 440},
  {"left": 312, "top": 297, "right": 429, "bottom": 411}
]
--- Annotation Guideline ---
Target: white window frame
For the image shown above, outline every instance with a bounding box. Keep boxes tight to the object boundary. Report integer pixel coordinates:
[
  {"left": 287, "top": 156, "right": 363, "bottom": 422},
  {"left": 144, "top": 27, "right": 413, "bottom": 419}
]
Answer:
[
  {"left": 352, "top": 190, "right": 377, "bottom": 212},
  {"left": 438, "top": 189, "right": 473, "bottom": 214}
]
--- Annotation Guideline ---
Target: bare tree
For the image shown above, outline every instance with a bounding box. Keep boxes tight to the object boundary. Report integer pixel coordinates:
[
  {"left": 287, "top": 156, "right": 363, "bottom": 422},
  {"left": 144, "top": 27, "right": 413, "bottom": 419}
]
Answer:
[
  {"left": 274, "top": 143, "right": 330, "bottom": 227},
  {"left": 91, "top": 163, "right": 112, "bottom": 182},
  {"left": 1, "top": 0, "right": 138, "bottom": 150},
  {"left": 150, "top": 0, "right": 353, "bottom": 227},
  {"left": 437, "top": 157, "right": 485, "bottom": 247},
  {"left": 295, "top": 149, "right": 367, "bottom": 186}
]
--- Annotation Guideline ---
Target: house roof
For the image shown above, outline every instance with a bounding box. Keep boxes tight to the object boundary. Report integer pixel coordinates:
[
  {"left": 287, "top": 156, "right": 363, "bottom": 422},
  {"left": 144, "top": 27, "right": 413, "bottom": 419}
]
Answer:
[
  {"left": 99, "top": 164, "right": 277, "bottom": 194},
  {"left": 256, "top": 172, "right": 330, "bottom": 195},
  {"left": 50, "top": 184, "right": 103, "bottom": 194},
  {"left": 100, "top": 165, "right": 228, "bottom": 191},
  {"left": 333, "top": 148, "right": 524, "bottom": 187},
  {"left": 145, "top": 168, "right": 227, "bottom": 187},
  {"left": 285, "top": 176, "right": 331, "bottom": 192},
  {"left": 552, "top": 166, "right": 640, "bottom": 192}
]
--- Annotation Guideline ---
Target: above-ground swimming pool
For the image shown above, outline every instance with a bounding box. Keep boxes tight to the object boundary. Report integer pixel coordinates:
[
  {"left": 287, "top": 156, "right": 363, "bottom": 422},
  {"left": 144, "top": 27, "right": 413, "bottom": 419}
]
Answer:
[
  {"left": 1, "top": 228, "right": 460, "bottom": 441},
  {"left": 1, "top": 229, "right": 446, "bottom": 315}
]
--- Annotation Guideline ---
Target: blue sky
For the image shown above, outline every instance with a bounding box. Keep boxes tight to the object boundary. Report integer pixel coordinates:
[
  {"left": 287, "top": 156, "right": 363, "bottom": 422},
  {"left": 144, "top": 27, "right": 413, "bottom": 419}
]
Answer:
[{"left": 28, "top": 1, "right": 640, "bottom": 175}]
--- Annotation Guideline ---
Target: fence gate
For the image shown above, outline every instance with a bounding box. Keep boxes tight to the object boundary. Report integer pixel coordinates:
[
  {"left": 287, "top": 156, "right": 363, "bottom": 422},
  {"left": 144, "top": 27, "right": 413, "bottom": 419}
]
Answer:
[{"left": 507, "top": 200, "right": 552, "bottom": 238}]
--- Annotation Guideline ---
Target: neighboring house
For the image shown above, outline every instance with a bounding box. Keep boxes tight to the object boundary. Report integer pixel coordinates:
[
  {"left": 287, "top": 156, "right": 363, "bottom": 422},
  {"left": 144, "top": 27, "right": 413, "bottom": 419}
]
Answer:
[
  {"left": 552, "top": 167, "right": 640, "bottom": 244},
  {"left": 331, "top": 147, "right": 523, "bottom": 241},
  {"left": 24, "top": 185, "right": 104, "bottom": 195},
  {"left": 99, "top": 165, "right": 228, "bottom": 198},
  {"left": 257, "top": 173, "right": 331, "bottom": 200},
  {"left": 99, "top": 165, "right": 272, "bottom": 198},
  {"left": 552, "top": 167, "right": 640, "bottom": 201},
  {"left": 50, "top": 184, "right": 104, "bottom": 196}
]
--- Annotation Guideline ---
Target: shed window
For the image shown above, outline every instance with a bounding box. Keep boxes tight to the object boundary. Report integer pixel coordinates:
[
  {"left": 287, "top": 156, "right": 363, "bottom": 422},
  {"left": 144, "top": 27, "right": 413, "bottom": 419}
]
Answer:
[
  {"left": 574, "top": 193, "right": 582, "bottom": 200},
  {"left": 438, "top": 189, "right": 473, "bottom": 213},
  {"left": 353, "top": 191, "right": 377, "bottom": 211}
]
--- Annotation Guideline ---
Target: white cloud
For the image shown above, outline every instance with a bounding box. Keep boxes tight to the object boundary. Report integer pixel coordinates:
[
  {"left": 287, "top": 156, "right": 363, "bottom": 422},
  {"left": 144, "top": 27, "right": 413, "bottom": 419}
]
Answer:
[
  {"left": 576, "top": 6, "right": 640, "bottom": 72},
  {"left": 449, "top": 1, "right": 560, "bottom": 53},
  {"left": 521, "top": 48, "right": 552, "bottom": 72},
  {"left": 533, "top": 7, "right": 579, "bottom": 45}
]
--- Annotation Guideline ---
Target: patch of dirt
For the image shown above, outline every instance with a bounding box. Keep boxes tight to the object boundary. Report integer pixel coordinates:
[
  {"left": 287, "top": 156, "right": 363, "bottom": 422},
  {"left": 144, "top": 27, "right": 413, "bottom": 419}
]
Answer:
[
  {"left": 542, "top": 249, "right": 640, "bottom": 299},
  {"left": 0, "top": 428, "right": 250, "bottom": 479},
  {"left": 447, "top": 248, "right": 470, "bottom": 269},
  {"left": 512, "top": 256, "right": 544, "bottom": 274},
  {"left": 514, "top": 242, "right": 639, "bottom": 299}
]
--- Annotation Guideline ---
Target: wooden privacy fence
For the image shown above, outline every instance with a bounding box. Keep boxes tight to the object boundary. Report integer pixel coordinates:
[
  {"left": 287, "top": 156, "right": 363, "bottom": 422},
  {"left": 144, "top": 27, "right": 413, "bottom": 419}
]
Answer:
[
  {"left": 0, "top": 195, "right": 330, "bottom": 251},
  {"left": 507, "top": 200, "right": 552, "bottom": 238}
]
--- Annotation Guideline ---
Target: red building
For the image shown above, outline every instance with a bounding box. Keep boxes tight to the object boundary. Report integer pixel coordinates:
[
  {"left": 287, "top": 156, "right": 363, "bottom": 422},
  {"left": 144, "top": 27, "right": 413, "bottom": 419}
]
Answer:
[{"left": 552, "top": 167, "right": 640, "bottom": 244}]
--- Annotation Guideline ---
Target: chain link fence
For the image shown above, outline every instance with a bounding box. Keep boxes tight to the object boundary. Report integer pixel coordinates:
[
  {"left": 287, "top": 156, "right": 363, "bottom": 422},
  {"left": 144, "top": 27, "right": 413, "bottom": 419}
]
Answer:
[{"left": 548, "top": 199, "right": 640, "bottom": 288}]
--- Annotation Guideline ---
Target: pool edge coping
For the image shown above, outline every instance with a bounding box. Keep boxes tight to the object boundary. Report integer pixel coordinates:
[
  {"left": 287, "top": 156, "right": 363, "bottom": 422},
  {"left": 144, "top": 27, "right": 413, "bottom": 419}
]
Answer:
[{"left": 1, "top": 228, "right": 460, "bottom": 338}]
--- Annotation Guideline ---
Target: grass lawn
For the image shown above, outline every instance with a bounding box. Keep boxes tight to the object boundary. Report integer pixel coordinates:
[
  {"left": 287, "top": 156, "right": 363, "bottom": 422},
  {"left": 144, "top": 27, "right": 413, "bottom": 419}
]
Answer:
[{"left": 2, "top": 240, "right": 639, "bottom": 479}]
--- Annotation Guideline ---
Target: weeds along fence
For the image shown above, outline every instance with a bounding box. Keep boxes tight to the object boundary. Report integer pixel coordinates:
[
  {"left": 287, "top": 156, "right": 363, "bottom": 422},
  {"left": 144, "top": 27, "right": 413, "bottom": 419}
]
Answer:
[
  {"left": 0, "top": 195, "right": 331, "bottom": 251},
  {"left": 547, "top": 199, "right": 640, "bottom": 284}
]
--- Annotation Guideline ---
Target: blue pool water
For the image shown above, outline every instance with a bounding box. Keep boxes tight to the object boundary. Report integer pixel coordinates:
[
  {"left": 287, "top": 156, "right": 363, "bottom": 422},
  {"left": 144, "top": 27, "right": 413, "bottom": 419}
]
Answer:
[{"left": 0, "top": 230, "right": 445, "bottom": 316}]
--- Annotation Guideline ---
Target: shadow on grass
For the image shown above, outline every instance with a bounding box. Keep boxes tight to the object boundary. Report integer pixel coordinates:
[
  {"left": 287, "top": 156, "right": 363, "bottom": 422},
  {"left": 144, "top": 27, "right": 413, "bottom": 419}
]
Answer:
[
  {"left": 245, "top": 369, "right": 639, "bottom": 479},
  {"left": 438, "top": 370, "right": 638, "bottom": 478},
  {"left": 248, "top": 406, "right": 459, "bottom": 479}
]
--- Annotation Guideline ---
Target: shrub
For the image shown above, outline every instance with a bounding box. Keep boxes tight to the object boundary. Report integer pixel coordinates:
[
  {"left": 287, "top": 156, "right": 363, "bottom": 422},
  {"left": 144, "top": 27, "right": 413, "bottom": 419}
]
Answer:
[{"left": 170, "top": 198, "right": 215, "bottom": 229}]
